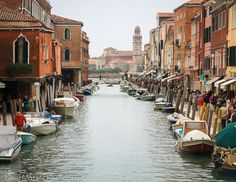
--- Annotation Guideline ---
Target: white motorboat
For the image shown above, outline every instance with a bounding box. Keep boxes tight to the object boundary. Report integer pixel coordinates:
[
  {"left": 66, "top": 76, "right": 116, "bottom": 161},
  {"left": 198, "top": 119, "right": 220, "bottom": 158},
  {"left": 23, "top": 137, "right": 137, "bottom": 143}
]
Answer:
[
  {"left": 167, "top": 112, "right": 185, "bottom": 128},
  {"left": 25, "top": 113, "right": 57, "bottom": 136},
  {"left": 17, "top": 132, "right": 36, "bottom": 145},
  {"left": 0, "top": 126, "right": 22, "bottom": 162},
  {"left": 52, "top": 97, "right": 78, "bottom": 118},
  {"left": 120, "top": 85, "right": 130, "bottom": 92},
  {"left": 140, "top": 94, "right": 156, "bottom": 101},
  {"left": 154, "top": 102, "right": 170, "bottom": 110}
]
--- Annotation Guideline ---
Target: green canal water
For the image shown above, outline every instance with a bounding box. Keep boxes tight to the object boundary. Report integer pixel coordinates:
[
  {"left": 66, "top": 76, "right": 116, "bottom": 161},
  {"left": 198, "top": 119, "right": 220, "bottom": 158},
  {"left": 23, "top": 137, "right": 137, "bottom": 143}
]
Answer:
[{"left": 0, "top": 84, "right": 235, "bottom": 181}]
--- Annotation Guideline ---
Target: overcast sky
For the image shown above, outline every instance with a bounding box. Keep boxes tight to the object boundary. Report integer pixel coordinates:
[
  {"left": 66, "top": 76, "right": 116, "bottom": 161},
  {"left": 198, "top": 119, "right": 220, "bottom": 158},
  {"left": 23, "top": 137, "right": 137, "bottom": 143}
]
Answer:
[{"left": 51, "top": 0, "right": 186, "bottom": 57}]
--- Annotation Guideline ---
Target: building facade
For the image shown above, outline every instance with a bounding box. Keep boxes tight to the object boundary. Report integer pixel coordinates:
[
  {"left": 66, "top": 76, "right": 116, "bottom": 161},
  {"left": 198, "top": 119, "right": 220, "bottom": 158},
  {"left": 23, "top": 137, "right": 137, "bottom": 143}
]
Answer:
[
  {"left": 52, "top": 15, "right": 84, "bottom": 89},
  {"left": 0, "top": 1, "right": 61, "bottom": 109}
]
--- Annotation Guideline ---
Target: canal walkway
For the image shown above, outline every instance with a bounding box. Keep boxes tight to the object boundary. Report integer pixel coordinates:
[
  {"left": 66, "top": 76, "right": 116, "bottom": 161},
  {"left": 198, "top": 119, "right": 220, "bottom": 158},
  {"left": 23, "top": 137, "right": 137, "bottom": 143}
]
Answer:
[{"left": 0, "top": 84, "right": 235, "bottom": 182}]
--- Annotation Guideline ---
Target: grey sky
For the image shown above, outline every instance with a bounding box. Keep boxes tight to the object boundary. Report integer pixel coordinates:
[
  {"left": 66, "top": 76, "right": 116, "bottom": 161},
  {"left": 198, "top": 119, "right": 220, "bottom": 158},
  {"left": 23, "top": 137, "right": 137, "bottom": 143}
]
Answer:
[{"left": 51, "top": 0, "right": 186, "bottom": 57}]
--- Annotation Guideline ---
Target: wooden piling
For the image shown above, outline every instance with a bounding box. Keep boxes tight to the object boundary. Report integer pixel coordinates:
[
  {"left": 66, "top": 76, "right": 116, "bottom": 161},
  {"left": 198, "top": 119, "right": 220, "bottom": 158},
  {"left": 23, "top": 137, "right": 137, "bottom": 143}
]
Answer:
[
  {"left": 212, "top": 108, "right": 219, "bottom": 139},
  {"left": 187, "top": 94, "right": 193, "bottom": 118},
  {"left": 203, "top": 104, "right": 210, "bottom": 121},
  {"left": 175, "top": 89, "right": 182, "bottom": 113},
  {"left": 208, "top": 108, "right": 214, "bottom": 135},
  {"left": 200, "top": 103, "right": 206, "bottom": 120},
  {"left": 10, "top": 100, "right": 15, "bottom": 125},
  {"left": 216, "top": 108, "right": 222, "bottom": 133},
  {"left": 2, "top": 101, "right": 7, "bottom": 126},
  {"left": 191, "top": 98, "right": 197, "bottom": 120},
  {"left": 180, "top": 77, "right": 188, "bottom": 114}
]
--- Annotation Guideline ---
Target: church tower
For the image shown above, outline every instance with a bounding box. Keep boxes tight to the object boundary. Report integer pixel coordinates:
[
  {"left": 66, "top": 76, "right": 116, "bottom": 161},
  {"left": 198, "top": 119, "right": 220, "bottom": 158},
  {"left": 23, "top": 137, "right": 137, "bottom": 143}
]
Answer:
[{"left": 133, "top": 26, "right": 143, "bottom": 72}]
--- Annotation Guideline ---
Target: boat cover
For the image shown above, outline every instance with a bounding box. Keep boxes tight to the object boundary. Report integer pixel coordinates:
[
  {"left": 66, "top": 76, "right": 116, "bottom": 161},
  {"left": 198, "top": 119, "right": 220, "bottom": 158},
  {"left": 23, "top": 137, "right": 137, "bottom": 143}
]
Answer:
[
  {"left": 183, "top": 130, "right": 211, "bottom": 142},
  {"left": 0, "top": 126, "right": 17, "bottom": 150},
  {"left": 216, "top": 123, "right": 236, "bottom": 148}
]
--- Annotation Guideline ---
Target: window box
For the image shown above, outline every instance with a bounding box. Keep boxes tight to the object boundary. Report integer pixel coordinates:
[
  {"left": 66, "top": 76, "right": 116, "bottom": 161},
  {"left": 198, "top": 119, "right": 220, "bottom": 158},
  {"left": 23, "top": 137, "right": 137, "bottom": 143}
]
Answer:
[{"left": 6, "top": 63, "right": 33, "bottom": 74}]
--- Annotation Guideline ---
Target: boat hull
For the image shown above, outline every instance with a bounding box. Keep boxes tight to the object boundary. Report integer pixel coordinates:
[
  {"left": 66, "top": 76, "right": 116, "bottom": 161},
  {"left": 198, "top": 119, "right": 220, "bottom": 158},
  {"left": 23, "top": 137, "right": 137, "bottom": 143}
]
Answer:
[
  {"left": 53, "top": 106, "right": 77, "bottom": 118},
  {"left": 30, "top": 124, "right": 56, "bottom": 136},
  {"left": 18, "top": 132, "right": 36, "bottom": 145},
  {"left": 140, "top": 95, "right": 155, "bottom": 101},
  {"left": 154, "top": 102, "right": 166, "bottom": 110},
  {"left": 0, "top": 139, "right": 22, "bottom": 162},
  {"left": 120, "top": 86, "right": 129, "bottom": 93},
  {"left": 179, "top": 140, "right": 214, "bottom": 153}
]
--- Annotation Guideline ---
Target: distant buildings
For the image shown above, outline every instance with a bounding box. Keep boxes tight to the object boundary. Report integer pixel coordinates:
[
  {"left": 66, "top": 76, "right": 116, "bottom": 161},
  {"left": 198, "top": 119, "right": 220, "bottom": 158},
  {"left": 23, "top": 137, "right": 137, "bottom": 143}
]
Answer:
[
  {"left": 89, "top": 26, "right": 144, "bottom": 73},
  {"left": 145, "top": 0, "right": 236, "bottom": 92}
]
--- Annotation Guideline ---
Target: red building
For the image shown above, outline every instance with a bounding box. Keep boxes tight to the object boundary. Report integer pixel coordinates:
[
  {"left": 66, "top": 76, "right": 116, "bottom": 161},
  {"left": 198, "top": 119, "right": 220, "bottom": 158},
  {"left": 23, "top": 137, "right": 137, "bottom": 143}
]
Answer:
[
  {"left": 211, "top": 0, "right": 231, "bottom": 77},
  {"left": 0, "top": 1, "right": 61, "bottom": 108}
]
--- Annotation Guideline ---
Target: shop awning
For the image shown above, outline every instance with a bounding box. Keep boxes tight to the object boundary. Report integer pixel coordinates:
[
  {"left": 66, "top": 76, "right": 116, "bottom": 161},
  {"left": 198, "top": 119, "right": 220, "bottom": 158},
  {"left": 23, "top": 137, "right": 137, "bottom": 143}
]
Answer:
[
  {"left": 220, "top": 78, "right": 236, "bottom": 89},
  {"left": 146, "top": 70, "right": 156, "bottom": 75},
  {"left": 205, "top": 77, "right": 221, "bottom": 85},
  {"left": 139, "top": 72, "right": 146, "bottom": 76},
  {"left": 167, "top": 76, "right": 183, "bottom": 83},
  {"left": 161, "top": 74, "right": 176, "bottom": 82},
  {"left": 154, "top": 73, "right": 165, "bottom": 81},
  {"left": 214, "top": 78, "right": 232, "bottom": 88},
  {"left": 0, "top": 82, "right": 5, "bottom": 88}
]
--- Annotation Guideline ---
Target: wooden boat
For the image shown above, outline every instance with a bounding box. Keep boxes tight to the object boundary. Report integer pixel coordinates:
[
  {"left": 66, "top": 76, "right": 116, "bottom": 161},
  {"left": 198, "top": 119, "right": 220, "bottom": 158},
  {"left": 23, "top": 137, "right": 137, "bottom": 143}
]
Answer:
[
  {"left": 175, "top": 120, "right": 214, "bottom": 153},
  {"left": 17, "top": 132, "right": 36, "bottom": 145},
  {"left": 172, "top": 117, "right": 191, "bottom": 131},
  {"left": 0, "top": 126, "right": 22, "bottom": 162},
  {"left": 52, "top": 98, "right": 78, "bottom": 118}
]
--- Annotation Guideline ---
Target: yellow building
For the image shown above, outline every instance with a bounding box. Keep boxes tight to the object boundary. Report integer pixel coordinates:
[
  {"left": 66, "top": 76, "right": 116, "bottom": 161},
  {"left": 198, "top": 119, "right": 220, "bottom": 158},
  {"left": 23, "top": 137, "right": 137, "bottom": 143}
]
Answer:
[{"left": 227, "top": 1, "right": 236, "bottom": 77}]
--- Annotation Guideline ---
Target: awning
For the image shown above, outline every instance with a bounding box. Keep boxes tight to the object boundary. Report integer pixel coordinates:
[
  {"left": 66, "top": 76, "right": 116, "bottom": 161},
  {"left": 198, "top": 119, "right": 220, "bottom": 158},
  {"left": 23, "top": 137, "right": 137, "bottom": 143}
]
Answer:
[
  {"left": 161, "top": 74, "right": 176, "bottom": 82},
  {"left": 220, "top": 78, "right": 236, "bottom": 89},
  {"left": 205, "top": 77, "right": 221, "bottom": 85},
  {"left": 167, "top": 76, "right": 183, "bottom": 83},
  {"left": 214, "top": 78, "right": 232, "bottom": 88},
  {"left": 0, "top": 82, "right": 5, "bottom": 88},
  {"left": 154, "top": 73, "right": 165, "bottom": 81},
  {"left": 139, "top": 72, "right": 146, "bottom": 76},
  {"left": 146, "top": 70, "right": 156, "bottom": 75}
]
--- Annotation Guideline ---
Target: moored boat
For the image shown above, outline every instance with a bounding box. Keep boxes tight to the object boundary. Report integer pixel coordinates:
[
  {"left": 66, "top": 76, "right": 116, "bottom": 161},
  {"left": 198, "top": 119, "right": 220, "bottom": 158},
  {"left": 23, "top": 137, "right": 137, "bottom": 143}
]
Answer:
[
  {"left": 175, "top": 120, "right": 214, "bottom": 153},
  {"left": 167, "top": 112, "right": 185, "bottom": 128},
  {"left": 0, "top": 126, "right": 22, "bottom": 162},
  {"left": 127, "top": 88, "right": 136, "bottom": 96},
  {"left": 140, "top": 94, "right": 156, "bottom": 101},
  {"left": 17, "top": 132, "right": 36, "bottom": 145},
  {"left": 120, "top": 85, "right": 130, "bottom": 92},
  {"left": 52, "top": 98, "right": 78, "bottom": 118}
]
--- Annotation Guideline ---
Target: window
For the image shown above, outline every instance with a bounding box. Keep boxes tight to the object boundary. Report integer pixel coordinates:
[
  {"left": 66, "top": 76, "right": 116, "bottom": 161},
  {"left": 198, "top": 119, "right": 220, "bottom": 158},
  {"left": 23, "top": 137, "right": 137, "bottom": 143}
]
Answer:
[
  {"left": 204, "top": 27, "right": 211, "bottom": 43},
  {"left": 222, "top": 12, "right": 226, "bottom": 27},
  {"left": 14, "top": 36, "right": 29, "bottom": 64},
  {"left": 203, "top": 57, "right": 211, "bottom": 70},
  {"left": 229, "top": 46, "right": 236, "bottom": 66},
  {"left": 43, "top": 43, "right": 49, "bottom": 64},
  {"left": 233, "top": 8, "right": 236, "bottom": 28},
  {"left": 64, "top": 48, "right": 71, "bottom": 61},
  {"left": 64, "top": 28, "right": 71, "bottom": 40}
]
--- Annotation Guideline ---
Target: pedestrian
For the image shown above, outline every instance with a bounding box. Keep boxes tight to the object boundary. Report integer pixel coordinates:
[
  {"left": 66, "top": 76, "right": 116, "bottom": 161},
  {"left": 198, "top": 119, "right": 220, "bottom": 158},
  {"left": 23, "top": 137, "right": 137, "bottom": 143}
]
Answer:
[
  {"left": 23, "top": 95, "right": 30, "bottom": 112},
  {"left": 14, "top": 112, "right": 26, "bottom": 132}
]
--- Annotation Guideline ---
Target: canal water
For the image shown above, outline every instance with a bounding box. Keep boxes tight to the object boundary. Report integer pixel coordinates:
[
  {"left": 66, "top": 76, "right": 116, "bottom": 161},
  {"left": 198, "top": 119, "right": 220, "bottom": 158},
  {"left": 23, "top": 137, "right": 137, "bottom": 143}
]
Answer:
[{"left": 0, "top": 84, "right": 235, "bottom": 182}]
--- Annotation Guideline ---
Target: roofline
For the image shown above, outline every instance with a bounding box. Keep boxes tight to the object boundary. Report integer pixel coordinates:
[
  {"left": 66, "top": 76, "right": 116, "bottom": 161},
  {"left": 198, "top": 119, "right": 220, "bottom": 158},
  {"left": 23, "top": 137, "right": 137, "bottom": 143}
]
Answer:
[
  {"left": 174, "top": 2, "right": 201, "bottom": 12},
  {"left": 0, "top": 27, "right": 54, "bottom": 33}
]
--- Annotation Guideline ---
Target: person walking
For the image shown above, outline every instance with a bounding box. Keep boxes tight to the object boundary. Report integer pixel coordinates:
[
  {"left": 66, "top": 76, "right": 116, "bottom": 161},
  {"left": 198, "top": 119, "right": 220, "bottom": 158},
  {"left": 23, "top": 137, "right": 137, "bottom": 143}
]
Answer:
[{"left": 14, "top": 112, "right": 26, "bottom": 132}]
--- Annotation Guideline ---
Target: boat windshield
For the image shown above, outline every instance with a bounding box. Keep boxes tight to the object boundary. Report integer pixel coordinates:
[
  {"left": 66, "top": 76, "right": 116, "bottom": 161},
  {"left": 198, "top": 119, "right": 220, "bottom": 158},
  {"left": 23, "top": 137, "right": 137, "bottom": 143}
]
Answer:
[{"left": 185, "top": 122, "right": 205, "bottom": 130}]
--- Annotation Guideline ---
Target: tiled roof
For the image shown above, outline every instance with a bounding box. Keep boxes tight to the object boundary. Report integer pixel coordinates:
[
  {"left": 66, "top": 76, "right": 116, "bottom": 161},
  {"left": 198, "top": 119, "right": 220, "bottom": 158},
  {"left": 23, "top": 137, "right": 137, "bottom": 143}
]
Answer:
[
  {"left": 117, "top": 51, "right": 133, "bottom": 56},
  {"left": 52, "top": 14, "right": 83, "bottom": 26},
  {"left": 174, "top": 0, "right": 201, "bottom": 11},
  {"left": 0, "top": 5, "right": 37, "bottom": 22}
]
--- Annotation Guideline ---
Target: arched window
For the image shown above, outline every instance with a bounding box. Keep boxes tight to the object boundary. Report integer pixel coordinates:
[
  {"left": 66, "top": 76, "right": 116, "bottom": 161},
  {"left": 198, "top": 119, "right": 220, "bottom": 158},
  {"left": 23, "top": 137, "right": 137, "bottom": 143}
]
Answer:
[
  {"left": 64, "top": 48, "right": 71, "bottom": 61},
  {"left": 14, "top": 35, "right": 29, "bottom": 64},
  {"left": 64, "top": 28, "right": 71, "bottom": 40}
]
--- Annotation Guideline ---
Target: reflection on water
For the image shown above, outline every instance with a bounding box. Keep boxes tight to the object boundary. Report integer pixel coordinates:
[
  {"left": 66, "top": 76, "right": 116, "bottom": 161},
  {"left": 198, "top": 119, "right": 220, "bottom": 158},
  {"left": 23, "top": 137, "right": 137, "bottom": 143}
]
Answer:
[{"left": 0, "top": 84, "right": 235, "bottom": 181}]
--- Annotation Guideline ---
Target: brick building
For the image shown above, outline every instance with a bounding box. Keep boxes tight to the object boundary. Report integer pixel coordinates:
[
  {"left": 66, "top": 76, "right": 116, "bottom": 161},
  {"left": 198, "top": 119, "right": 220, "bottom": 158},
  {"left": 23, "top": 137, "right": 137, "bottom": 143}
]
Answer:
[
  {"left": 81, "top": 31, "right": 90, "bottom": 85},
  {"left": 52, "top": 15, "right": 84, "bottom": 89},
  {"left": 0, "top": 1, "right": 61, "bottom": 108},
  {"left": 173, "top": 0, "right": 201, "bottom": 73}
]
